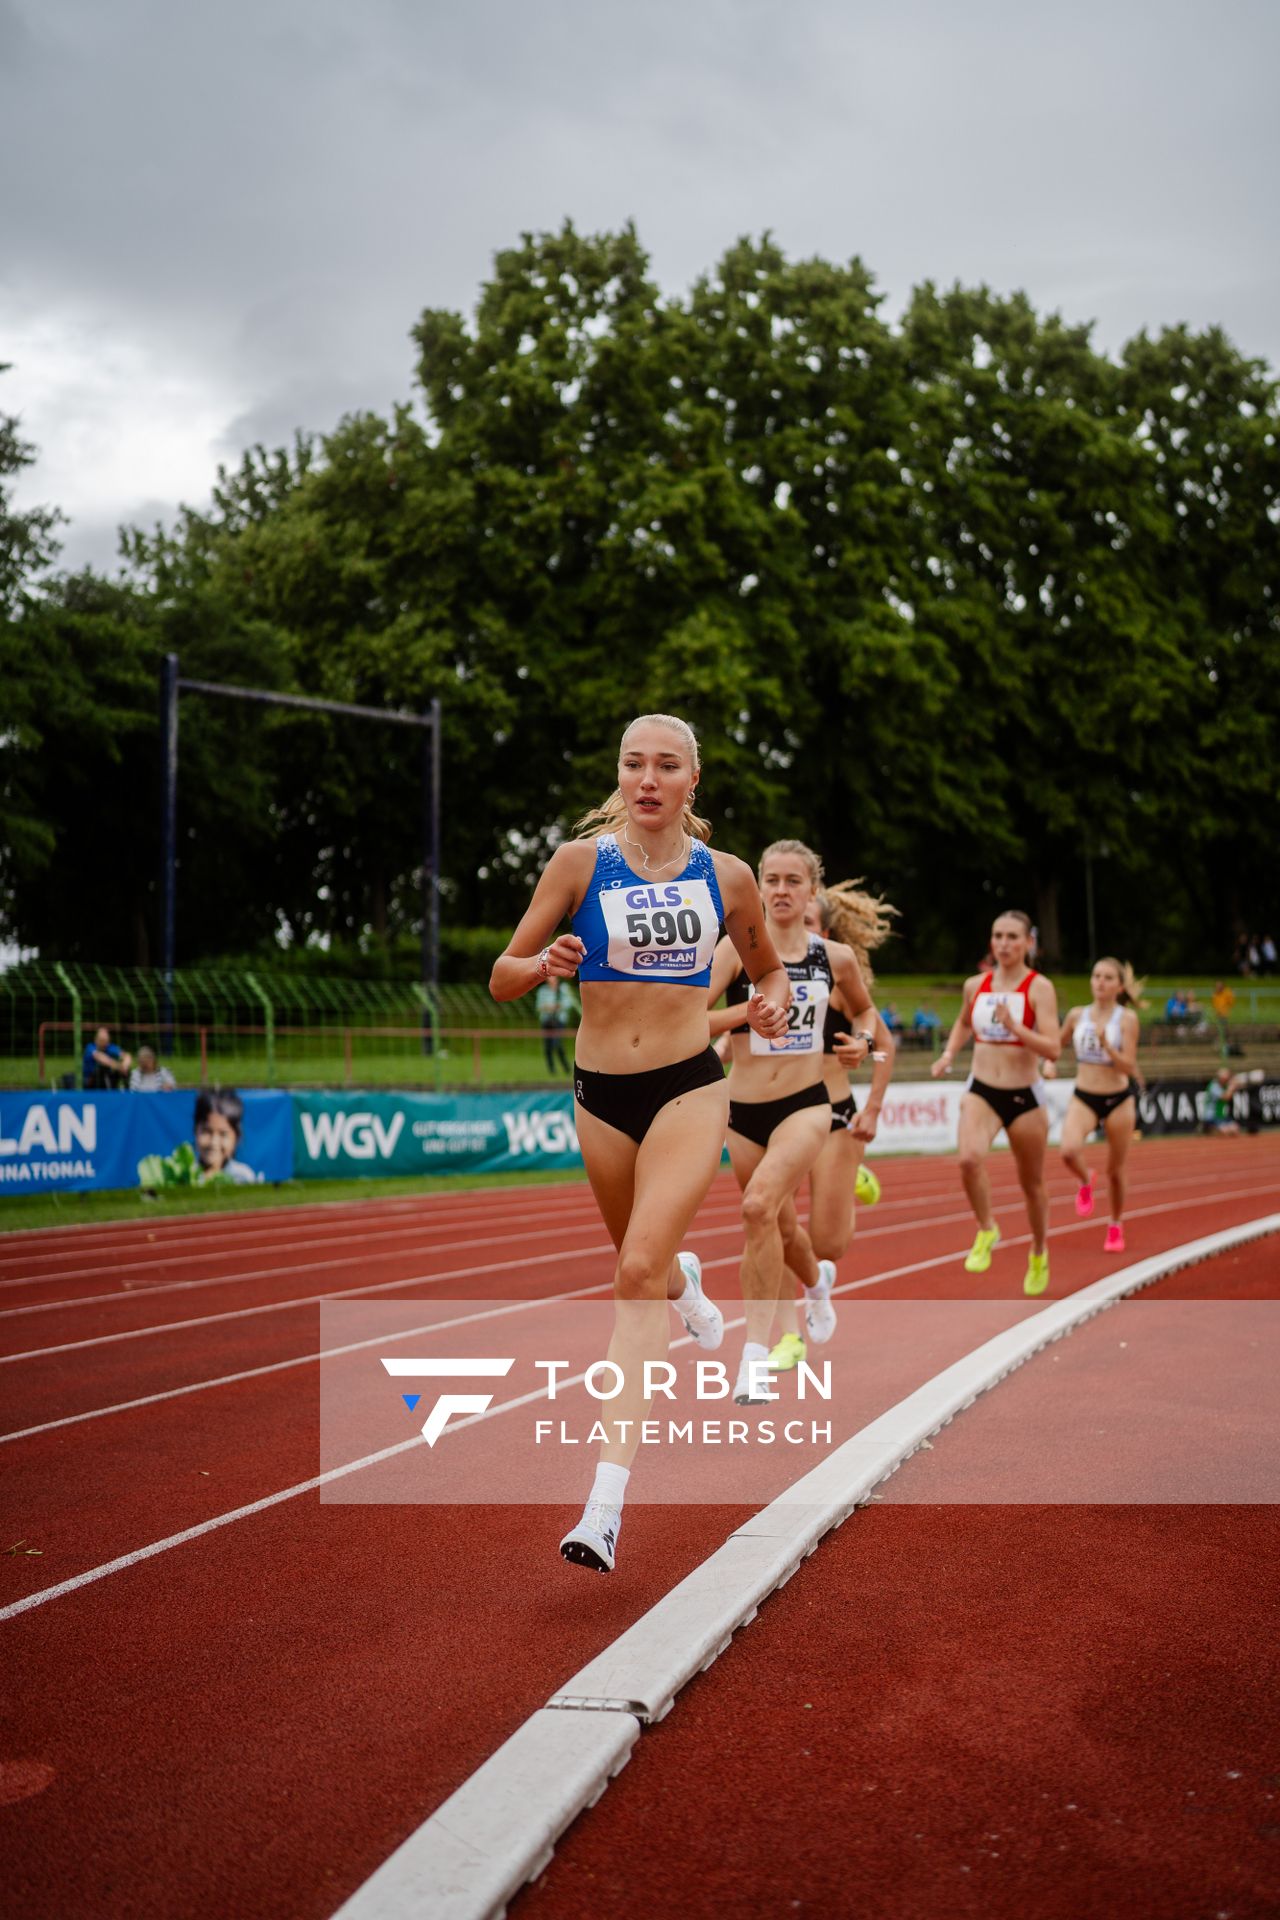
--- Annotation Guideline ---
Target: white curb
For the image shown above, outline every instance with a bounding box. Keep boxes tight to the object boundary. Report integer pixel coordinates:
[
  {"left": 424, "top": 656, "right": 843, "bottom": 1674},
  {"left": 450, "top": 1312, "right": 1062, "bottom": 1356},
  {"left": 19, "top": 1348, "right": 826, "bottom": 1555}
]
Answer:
[{"left": 332, "top": 1212, "right": 1280, "bottom": 1920}]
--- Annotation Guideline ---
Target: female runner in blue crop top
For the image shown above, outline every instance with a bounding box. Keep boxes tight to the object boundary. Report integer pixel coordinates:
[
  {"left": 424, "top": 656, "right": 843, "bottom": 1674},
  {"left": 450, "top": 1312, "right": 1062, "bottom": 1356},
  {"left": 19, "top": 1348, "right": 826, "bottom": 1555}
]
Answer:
[{"left": 491, "top": 713, "right": 791, "bottom": 1574}]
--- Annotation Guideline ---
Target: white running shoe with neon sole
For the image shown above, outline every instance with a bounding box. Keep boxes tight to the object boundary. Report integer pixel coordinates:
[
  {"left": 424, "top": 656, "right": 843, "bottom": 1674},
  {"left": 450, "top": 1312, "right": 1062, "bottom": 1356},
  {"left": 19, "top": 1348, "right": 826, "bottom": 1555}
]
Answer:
[
  {"left": 559, "top": 1499, "right": 621, "bottom": 1574},
  {"left": 674, "top": 1250, "right": 724, "bottom": 1350}
]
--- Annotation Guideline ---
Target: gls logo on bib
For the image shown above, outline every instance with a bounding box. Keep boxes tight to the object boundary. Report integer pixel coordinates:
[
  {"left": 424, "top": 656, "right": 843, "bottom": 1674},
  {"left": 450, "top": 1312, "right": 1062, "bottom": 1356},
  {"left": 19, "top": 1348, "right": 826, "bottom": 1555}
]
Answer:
[{"left": 601, "top": 877, "right": 717, "bottom": 978}]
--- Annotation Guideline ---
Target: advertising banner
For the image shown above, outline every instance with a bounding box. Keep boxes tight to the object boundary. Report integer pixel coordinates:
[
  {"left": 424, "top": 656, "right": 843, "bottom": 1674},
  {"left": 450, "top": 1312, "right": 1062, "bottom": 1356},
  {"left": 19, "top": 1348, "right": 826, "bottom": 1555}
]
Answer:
[
  {"left": 1137, "top": 1075, "right": 1279, "bottom": 1135},
  {"left": 292, "top": 1089, "right": 584, "bottom": 1179},
  {"left": 863, "top": 1076, "right": 1077, "bottom": 1155},
  {"left": 0, "top": 1089, "right": 293, "bottom": 1195}
]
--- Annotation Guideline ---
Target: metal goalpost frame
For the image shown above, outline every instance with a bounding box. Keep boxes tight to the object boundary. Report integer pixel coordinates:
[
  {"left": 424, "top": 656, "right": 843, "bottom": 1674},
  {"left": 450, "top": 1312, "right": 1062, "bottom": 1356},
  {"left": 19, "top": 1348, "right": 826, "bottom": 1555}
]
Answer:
[{"left": 159, "top": 653, "right": 442, "bottom": 1036}]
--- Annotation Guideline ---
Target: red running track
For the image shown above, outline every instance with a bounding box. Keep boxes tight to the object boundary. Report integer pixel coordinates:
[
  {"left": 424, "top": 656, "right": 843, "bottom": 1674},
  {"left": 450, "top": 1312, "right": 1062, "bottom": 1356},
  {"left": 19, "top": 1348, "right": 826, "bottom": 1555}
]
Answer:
[{"left": 0, "top": 1134, "right": 1277, "bottom": 1919}]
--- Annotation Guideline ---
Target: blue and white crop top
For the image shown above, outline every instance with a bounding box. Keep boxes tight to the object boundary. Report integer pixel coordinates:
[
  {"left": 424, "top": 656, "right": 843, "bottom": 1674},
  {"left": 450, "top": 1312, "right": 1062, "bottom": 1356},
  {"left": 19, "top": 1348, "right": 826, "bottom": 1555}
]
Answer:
[{"left": 572, "top": 834, "right": 725, "bottom": 987}]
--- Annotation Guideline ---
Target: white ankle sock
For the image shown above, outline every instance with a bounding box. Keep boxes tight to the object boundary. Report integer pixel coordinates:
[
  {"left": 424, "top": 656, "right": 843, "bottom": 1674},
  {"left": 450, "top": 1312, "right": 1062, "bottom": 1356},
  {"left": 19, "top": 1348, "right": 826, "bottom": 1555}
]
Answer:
[
  {"left": 590, "top": 1461, "right": 630, "bottom": 1511},
  {"left": 740, "top": 1340, "right": 769, "bottom": 1366}
]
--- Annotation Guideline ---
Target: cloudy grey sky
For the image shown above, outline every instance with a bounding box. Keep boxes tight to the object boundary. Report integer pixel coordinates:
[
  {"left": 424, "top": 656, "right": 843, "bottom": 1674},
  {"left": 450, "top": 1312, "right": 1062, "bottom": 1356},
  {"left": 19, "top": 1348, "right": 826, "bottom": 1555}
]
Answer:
[{"left": 3, "top": 0, "right": 1277, "bottom": 573}]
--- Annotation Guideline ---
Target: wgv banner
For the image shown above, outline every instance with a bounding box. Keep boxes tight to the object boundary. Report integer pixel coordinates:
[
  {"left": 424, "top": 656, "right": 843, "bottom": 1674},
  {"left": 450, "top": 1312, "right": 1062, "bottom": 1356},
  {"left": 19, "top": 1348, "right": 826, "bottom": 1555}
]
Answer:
[
  {"left": 0, "top": 1090, "right": 293, "bottom": 1195},
  {"left": 293, "top": 1089, "right": 583, "bottom": 1179}
]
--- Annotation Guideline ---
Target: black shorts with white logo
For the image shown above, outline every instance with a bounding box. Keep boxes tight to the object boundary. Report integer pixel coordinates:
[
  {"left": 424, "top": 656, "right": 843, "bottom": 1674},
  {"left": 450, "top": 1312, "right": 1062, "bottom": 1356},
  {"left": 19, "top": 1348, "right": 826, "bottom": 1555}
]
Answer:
[
  {"left": 1072, "top": 1085, "right": 1135, "bottom": 1124},
  {"left": 573, "top": 1047, "right": 725, "bottom": 1146},
  {"left": 967, "top": 1077, "right": 1046, "bottom": 1132},
  {"left": 728, "top": 1080, "right": 830, "bottom": 1150}
]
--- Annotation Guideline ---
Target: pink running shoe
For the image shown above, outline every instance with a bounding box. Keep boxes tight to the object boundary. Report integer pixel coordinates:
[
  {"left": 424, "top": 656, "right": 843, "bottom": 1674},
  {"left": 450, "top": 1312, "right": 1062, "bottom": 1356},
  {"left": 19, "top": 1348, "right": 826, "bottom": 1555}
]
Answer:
[
  {"left": 1075, "top": 1178, "right": 1095, "bottom": 1219},
  {"left": 1104, "top": 1223, "right": 1125, "bottom": 1253}
]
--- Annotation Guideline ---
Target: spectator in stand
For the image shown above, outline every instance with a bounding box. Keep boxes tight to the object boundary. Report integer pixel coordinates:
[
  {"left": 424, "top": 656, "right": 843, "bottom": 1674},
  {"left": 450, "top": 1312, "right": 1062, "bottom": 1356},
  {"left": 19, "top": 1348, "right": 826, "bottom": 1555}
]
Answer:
[
  {"left": 128, "top": 1046, "right": 176, "bottom": 1092},
  {"left": 1164, "top": 988, "right": 1189, "bottom": 1025},
  {"left": 535, "top": 974, "right": 578, "bottom": 1075},
  {"left": 1211, "top": 980, "right": 1236, "bottom": 1042},
  {"left": 880, "top": 1001, "right": 903, "bottom": 1037},
  {"left": 912, "top": 1000, "right": 942, "bottom": 1040},
  {"left": 1262, "top": 933, "right": 1278, "bottom": 976},
  {"left": 1247, "top": 935, "right": 1263, "bottom": 975},
  {"left": 1183, "top": 990, "right": 1211, "bottom": 1036},
  {"left": 1202, "top": 1067, "right": 1245, "bottom": 1136},
  {"left": 82, "top": 1025, "right": 132, "bottom": 1090}
]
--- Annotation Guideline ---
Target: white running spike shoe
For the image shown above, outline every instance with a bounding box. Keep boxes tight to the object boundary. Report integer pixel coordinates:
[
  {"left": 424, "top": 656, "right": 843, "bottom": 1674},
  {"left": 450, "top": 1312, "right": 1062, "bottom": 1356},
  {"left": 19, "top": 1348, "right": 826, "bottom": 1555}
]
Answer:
[
  {"left": 675, "top": 1250, "right": 724, "bottom": 1351},
  {"left": 559, "top": 1499, "right": 621, "bottom": 1574},
  {"left": 804, "top": 1258, "right": 838, "bottom": 1344},
  {"left": 733, "top": 1346, "right": 777, "bottom": 1405}
]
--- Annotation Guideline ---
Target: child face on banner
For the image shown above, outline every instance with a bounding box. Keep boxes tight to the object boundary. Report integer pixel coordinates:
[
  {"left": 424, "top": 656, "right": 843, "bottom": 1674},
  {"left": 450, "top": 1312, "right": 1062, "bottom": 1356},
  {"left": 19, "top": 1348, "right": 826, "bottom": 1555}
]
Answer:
[{"left": 197, "top": 1110, "right": 239, "bottom": 1171}]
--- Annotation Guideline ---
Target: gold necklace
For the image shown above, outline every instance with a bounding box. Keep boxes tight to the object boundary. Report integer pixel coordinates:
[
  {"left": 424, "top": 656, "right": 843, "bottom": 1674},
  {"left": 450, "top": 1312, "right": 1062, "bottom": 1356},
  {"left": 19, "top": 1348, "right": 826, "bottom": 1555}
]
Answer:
[{"left": 623, "top": 823, "right": 689, "bottom": 874}]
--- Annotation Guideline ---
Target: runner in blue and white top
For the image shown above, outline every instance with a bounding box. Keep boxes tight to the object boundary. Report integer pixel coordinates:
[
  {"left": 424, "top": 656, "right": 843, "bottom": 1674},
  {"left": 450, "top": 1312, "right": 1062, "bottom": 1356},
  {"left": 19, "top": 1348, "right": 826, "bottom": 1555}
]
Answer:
[
  {"left": 706, "top": 839, "right": 879, "bottom": 1404},
  {"left": 490, "top": 713, "right": 791, "bottom": 1577},
  {"left": 1057, "top": 957, "right": 1143, "bottom": 1254}
]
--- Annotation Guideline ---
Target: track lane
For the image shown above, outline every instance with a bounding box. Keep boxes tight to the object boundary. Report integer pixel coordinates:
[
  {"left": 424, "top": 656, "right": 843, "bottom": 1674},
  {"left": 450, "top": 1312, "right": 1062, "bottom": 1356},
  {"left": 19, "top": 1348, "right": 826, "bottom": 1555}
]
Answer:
[
  {"left": 512, "top": 1233, "right": 1280, "bottom": 1920},
  {"left": 2, "top": 1138, "right": 1276, "bottom": 1920}
]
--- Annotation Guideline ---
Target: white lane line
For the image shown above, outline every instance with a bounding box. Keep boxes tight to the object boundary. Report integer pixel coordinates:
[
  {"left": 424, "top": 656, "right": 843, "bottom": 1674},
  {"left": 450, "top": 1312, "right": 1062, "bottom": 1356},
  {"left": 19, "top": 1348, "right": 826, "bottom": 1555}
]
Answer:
[
  {"left": 0, "top": 1284, "right": 613, "bottom": 1445},
  {"left": 330, "top": 1212, "right": 1280, "bottom": 1920},
  {"left": 0, "top": 1306, "right": 677, "bottom": 1624},
  {"left": 0, "top": 1163, "right": 1032, "bottom": 1293},
  {"left": 0, "top": 1197, "right": 619, "bottom": 1290},
  {"left": 0, "top": 1202, "right": 740, "bottom": 1318},
  {"left": 0, "top": 1221, "right": 1010, "bottom": 1445},
  {"left": 0, "top": 1175, "right": 610, "bottom": 1247},
  {"left": 5, "top": 1195, "right": 1277, "bottom": 1623},
  {"left": 15, "top": 1143, "right": 1210, "bottom": 1280},
  {"left": 3, "top": 1139, "right": 1225, "bottom": 1267},
  {"left": 1, "top": 1166, "right": 1260, "bottom": 1367},
  {"left": 0, "top": 1238, "right": 619, "bottom": 1366}
]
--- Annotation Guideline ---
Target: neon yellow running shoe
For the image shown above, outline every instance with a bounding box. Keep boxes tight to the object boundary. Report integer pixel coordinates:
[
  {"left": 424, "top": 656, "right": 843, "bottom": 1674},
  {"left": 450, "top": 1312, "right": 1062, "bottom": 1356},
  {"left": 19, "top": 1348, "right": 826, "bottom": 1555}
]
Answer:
[
  {"left": 963, "top": 1225, "right": 1001, "bottom": 1273},
  {"left": 1024, "top": 1251, "right": 1050, "bottom": 1297},
  {"left": 767, "top": 1332, "right": 807, "bottom": 1371},
  {"left": 855, "top": 1163, "right": 882, "bottom": 1206}
]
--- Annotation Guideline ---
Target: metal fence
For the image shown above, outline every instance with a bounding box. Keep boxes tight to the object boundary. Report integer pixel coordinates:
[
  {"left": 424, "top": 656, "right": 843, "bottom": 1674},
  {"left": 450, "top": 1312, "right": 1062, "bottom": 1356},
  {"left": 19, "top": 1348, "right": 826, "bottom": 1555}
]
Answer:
[
  {"left": 0, "top": 961, "right": 553, "bottom": 1090},
  {"left": 2, "top": 960, "right": 1278, "bottom": 1091}
]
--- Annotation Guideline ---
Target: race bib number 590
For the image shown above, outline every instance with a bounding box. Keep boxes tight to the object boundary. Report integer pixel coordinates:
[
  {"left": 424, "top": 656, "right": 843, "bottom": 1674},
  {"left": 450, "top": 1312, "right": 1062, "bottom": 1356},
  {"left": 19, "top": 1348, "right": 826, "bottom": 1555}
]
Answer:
[{"left": 601, "top": 879, "right": 717, "bottom": 977}]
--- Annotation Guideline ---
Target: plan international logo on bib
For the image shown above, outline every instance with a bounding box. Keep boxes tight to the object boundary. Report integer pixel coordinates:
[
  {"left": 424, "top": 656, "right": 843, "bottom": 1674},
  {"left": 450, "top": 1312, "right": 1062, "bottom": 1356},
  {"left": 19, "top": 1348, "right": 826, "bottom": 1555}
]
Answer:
[{"left": 633, "top": 945, "right": 698, "bottom": 970}]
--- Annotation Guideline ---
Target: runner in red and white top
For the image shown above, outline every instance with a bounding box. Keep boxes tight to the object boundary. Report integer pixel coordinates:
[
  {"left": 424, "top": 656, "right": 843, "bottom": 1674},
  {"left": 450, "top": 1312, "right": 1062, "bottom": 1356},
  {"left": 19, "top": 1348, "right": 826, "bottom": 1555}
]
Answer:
[{"left": 931, "top": 910, "right": 1061, "bottom": 1295}]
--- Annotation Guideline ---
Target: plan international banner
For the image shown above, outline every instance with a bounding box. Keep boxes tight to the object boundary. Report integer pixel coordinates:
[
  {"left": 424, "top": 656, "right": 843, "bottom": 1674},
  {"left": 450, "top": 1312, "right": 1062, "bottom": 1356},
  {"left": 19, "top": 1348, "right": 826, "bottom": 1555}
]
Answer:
[{"left": 0, "top": 1091, "right": 293, "bottom": 1194}]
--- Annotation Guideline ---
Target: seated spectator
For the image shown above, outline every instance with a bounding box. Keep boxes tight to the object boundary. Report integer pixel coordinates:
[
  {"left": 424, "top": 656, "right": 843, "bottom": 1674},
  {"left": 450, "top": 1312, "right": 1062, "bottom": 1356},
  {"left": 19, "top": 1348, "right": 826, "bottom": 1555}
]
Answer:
[
  {"left": 912, "top": 1001, "right": 942, "bottom": 1035},
  {"left": 83, "top": 1025, "right": 132, "bottom": 1090},
  {"left": 1201, "top": 1067, "right": 1244, "bottom": 1136},
  {"left": 1163, "top": 988, "right": 1189, "bottom": 1024},
  {"left": 129, "top": 1046, "right": 177, "bottom": 1092},
  {"left": 1183, "top": 991, "right": 1211, "bottom": 1036},
  {"left": 1262, "top": 933, "right": 1278, "bottom": 976},
  {"left": 880, "top": 1001, "right": 903, "bottom": 1036}
]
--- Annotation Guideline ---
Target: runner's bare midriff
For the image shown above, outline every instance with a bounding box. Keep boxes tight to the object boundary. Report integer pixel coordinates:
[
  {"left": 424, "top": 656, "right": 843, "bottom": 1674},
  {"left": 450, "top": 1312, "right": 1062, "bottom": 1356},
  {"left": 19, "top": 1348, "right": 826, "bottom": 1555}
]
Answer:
[
  {"left": 726, "top": 1031, "right": 825, "bottom": 1103},
  {"left": 970, "top": 1041, "right": 1042, "bottom": 1090},
  {"left": 1074, "top": 1059, "right": 1130, "bottom": 1096},
  {"left": 575, "top": 980, "right": 713, "bottom": 1074}
]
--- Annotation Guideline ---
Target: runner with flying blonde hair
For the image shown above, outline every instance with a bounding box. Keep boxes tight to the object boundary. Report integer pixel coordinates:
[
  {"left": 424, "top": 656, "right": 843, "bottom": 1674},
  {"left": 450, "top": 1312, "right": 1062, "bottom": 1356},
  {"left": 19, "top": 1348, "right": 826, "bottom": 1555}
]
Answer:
[{"left": 491, "top": 713, "right": 791, "bottom": 1574}]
